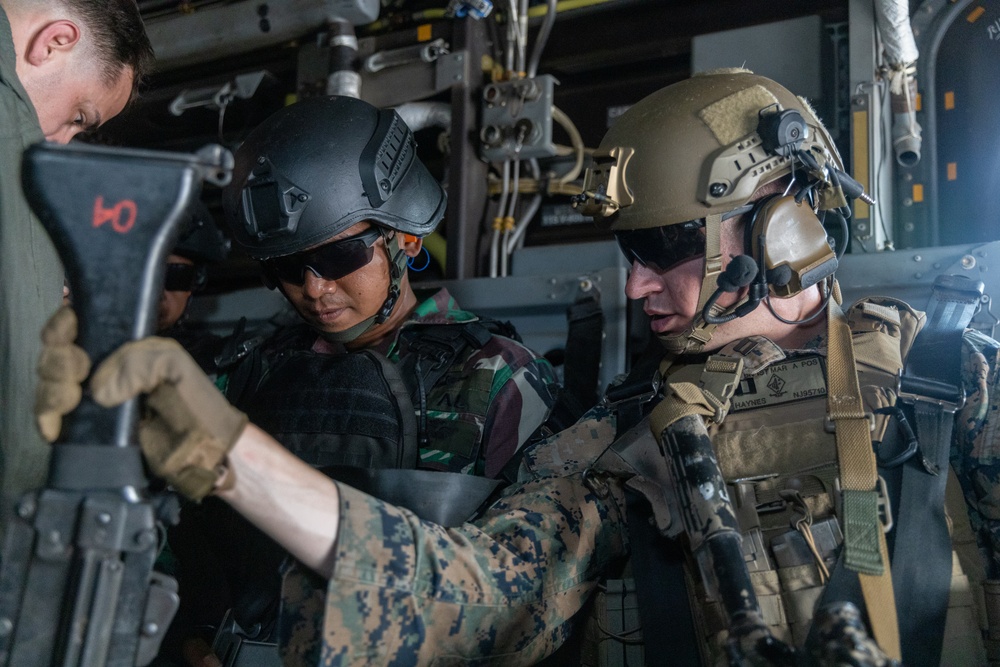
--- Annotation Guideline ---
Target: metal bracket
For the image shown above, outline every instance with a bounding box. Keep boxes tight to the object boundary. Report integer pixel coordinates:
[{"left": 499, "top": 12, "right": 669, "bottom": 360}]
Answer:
[{"left": 434, "top": 50, "right": 468, "bottom": 90}]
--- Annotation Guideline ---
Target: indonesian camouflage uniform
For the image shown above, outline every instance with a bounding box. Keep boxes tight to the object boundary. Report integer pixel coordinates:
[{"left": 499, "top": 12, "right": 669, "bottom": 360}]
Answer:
[
  {"left": 374, "top": 286, "right": 559, "bottom": 478},
  {"left": 277, "top": 298, "right": 1000, "bottom": 666}
]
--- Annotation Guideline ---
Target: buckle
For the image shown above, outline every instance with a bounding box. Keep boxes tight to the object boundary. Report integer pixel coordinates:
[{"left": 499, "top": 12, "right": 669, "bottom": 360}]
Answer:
[
  {"left": 604, "top": 370, "right": 661, "bottom": 409},
  {"left": 896, "top": 371, "right": 965, "bottom": 414},
  {"left": 824, "top": 412, "right": 875, "bottom": 434},
  {"left": 834, "top": 476, "right": 893, "bottom": 533}
]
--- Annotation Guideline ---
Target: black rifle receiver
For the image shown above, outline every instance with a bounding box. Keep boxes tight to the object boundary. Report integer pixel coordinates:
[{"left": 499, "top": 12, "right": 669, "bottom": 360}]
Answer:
[{"left": 0, "top": 142, "right": 233, "bottom": 667}]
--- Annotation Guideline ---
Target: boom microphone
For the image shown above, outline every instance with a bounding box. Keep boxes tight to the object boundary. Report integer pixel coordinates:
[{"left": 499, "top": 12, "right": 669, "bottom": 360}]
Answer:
[{"left": 717, "top": 255, "right": 759, "bottom": 292}]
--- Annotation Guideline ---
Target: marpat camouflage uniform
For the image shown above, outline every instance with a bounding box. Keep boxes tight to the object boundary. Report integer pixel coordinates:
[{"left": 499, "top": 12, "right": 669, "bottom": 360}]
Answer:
[{"left": 277, "top": 314, "right": 1000, "bottom": 665}]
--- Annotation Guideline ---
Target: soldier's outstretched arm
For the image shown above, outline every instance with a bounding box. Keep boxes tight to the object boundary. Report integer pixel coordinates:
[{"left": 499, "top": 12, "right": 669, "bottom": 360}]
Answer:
[
  {"left": 211, "top": 424, "right": 342, "bottom": 577},
  {"left": 38, "top": 310, "right": 630, "bottom": 663}
]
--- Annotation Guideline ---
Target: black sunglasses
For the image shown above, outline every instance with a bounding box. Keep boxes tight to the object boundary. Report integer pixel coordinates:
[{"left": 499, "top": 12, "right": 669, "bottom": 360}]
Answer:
[
  {"left": 264, "top": 227, "right": 384, "bottom": 286},
  {"left": 615, "top": 220, "right": 707, "bottom": 273},
  {"left": 164, "top": 262, "right": 199, "bottom": 292},
  {"left": 615, "top": 206, "right": 754, "bottom": 273}
]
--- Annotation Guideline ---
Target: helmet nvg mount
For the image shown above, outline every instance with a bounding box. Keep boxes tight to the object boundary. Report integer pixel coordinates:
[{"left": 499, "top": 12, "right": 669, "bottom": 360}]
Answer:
[
  {"left": 222, "top": 96, "right": 447, "bottom": 343},
  {"left": 577, "top": 68, "right": 859, "bottom": 354}
]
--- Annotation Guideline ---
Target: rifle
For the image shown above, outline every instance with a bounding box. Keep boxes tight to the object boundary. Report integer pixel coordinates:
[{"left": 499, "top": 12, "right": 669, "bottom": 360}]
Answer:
[
  {"left": 659, "top": 413, "right": 899, "bottom": 666},
  {"left": 0, "top": 142, "right": 232, "bottom": 666}
]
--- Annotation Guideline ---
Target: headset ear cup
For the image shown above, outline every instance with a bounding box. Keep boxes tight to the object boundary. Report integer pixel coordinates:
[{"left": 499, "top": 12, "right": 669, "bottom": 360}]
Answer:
[
  {"left": 750, "top": 195, "right": 837, "bottom": 297},
  {"left": 744, "top": 193, "right": 781, "bottom": 260}
]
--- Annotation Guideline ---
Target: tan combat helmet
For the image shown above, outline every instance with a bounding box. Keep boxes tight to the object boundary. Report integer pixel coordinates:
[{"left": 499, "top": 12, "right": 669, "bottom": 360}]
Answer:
[{"left": 577, "top": 68, "right": 851, "bottom": 354}]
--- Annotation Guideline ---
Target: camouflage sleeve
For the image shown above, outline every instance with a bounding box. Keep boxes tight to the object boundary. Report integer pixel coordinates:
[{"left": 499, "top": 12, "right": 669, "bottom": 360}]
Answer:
[
  {"left": 951, "top": 331, "right": 1000, "bottom": 577},
  {"left": 478, "top": 340, "right": 560, "bottom": 479},
  {"left": 278, "top": 411, "right": 628, "bottom": 666}
]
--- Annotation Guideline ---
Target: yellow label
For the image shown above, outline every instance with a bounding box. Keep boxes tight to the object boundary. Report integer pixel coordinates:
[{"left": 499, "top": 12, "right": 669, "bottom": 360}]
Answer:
[
  {"left": 944, "top": 91, "right": 956, "bottom": 110},
  {"left": 913, "top": 184, "right": 924, "bottom": 202},
  {"left": 948, "top": 162, "right": 958, "bottom": 181},
  {"left": 417, "top": 24, "right": 433, "bottom": 41},
  {"left": 967, "top": 6, "right": 986, "bottom": 22},
  {"left": 852, "top": 109, "right": 870, "bottom": 220}
]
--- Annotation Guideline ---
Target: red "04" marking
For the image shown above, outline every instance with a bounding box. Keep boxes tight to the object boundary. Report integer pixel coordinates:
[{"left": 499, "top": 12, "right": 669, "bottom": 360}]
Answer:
[{"left": 92, "top": 196, "right": 137, "bottom": 233}]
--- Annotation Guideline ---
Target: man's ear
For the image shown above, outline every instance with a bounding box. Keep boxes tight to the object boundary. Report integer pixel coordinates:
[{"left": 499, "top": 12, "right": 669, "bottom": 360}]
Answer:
[
  {"left": 25, "top": 20, "right": 81, "bottom": 66},
  {"left": 399, "top": 233, "right": 423, "bottom": 258}
]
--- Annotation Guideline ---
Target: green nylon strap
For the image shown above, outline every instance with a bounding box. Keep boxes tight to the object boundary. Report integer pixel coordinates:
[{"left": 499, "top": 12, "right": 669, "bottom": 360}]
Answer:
[{"left": 842, "top": 489, "right": 884, "bottom": 575}]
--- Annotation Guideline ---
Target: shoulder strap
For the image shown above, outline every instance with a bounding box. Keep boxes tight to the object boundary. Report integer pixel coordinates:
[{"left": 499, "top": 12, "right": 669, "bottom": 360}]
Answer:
[
  {"left": 358, "top": 349, "right": 419, "bottom": 468},
  {"left": 223, "top": 323, "right": 313, "bottom": 409},
  {"left": 824, "top": 295, "right": 902, "bottom": 660},
  {"left": 882, "top": 275, "right": 981, "bottom": 667}
]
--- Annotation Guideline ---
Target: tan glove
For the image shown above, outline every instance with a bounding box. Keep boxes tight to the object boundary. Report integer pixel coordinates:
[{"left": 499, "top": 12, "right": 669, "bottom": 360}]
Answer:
[
  {"left": 35, "top": 306, "right": 91, "bottom": 442},
  {"left": 91, "top": 336, "right": 249, "bottom": 501}
]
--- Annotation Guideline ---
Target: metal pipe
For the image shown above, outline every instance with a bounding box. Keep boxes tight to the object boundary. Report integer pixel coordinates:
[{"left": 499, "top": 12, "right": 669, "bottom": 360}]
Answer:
[
  {"left": 144, "top": 0, "right": 378, "bottom": 72},
  {"left": 873, "top": 0, "right": 923, "bottom": 167},
  {"left": 393, "top": 102, "right": 452, "bottom": 133},
  {"left": 325, "top": 19, "right": 361, "bottom": 98}
]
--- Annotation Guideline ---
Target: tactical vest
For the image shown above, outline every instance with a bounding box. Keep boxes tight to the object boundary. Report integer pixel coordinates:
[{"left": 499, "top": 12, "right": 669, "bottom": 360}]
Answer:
[
  {"left": 586, "top": 297, "right": 987, "bottom": 667},
  {"left": 185, "top": 322, "right": 510, "bottom": 662},
  {"left": 231, "top": 325, "right": 419, "bottom": 470}
]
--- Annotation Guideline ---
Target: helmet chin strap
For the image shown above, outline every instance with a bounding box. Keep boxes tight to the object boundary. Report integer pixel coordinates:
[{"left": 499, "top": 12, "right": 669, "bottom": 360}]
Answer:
[{"left": 319, "top": 229, "right": 410, "bottom": 345}]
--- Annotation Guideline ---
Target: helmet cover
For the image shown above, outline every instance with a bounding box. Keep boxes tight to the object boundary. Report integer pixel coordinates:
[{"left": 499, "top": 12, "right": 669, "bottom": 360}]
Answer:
[{"left": 578, "top": 68, "right": 843, "bottom": 231}]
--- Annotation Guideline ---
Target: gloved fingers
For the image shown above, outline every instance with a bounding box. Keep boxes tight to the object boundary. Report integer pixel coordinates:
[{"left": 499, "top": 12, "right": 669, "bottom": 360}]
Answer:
[
  {"left": 37, "top": 341, "right": 91, "bottom": 383},
  {"left": 35, "top": 307, "right": 90, "bottom": 442},
  {"left": 36, "top": 412, "right": 63, "bottom": 443},
  {"left": 41, "top": 306, "right": 78, "bottom": 346},
  {"left": 90, "top": 337, "right": 191, "bottom": 408},
  {"left": 34, "top": 376, "right": 81, "bottom": 442}
]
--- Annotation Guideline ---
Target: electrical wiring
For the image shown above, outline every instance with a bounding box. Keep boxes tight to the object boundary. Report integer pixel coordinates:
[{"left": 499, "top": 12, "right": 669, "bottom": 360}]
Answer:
[
  {"left": 551, "top": 105, "right": 584, "bottom": 184},
  {"left": 527, "top": 0, "right": 557, "bottom": 78},
  {"left": 490, "top": 161, "right": 511, "bottom": 277},
  {"left": 506, "top": 160, "right": 542, "bottom": 253}
]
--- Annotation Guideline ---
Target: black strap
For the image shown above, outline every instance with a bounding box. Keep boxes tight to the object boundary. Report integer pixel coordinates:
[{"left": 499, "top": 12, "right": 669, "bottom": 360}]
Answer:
[
  {"left": 886, "top": 276, "right": 980, "bottom": 666},
  {"left": 562, "top": 293, "right": 604, "bottom": 413},
  {"left": 812, "top": 278, "right": 978, "bottom": 664},
  {"left": 321, "top": 466, "right": 502, "bottom": 527},
  {"left": 625, "top": 489, "right": 701, "bottom": 667},
  {"left": 397, "top": 322, "right": 494, "bottom": 448},
  {"left": 608, "top": 343, "right": 665, "bottom": 436}
]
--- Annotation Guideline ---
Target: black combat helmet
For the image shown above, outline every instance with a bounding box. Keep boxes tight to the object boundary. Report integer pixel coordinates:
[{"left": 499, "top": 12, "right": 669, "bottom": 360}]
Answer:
[{"left": 223, "top": 95, "right": 447, "bottom": 260}]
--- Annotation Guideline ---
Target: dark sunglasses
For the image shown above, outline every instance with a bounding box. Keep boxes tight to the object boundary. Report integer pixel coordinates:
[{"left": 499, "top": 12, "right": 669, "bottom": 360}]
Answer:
[
  {"left": 615, "top": 220, "right": 707, "bottom": 273},
  {"left": 164, "top": 263, "right": 199, "bottom": 292},
  {"left": 264, "top": 227, "right": 384, "bottom": 286},
  {"left": 615, "top": 206, "right": 754, "bottom": 273}
]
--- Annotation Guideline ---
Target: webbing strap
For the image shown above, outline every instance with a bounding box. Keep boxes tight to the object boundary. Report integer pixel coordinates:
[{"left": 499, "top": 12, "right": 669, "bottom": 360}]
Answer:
[
  {"left": 649, "top": 355, "right": 743, "bottom": 436},
  {"left": 686, "top": 213, "right": 725, "bottom": 350},
  {"left": 826, "top": 299, "right": 902, "bottom": 660}
]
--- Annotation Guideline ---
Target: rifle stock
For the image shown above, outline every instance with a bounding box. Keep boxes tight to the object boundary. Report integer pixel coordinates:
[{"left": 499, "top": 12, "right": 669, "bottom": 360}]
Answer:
[{"left": 0, "top": 143, "right": 232, "bottom": 666}]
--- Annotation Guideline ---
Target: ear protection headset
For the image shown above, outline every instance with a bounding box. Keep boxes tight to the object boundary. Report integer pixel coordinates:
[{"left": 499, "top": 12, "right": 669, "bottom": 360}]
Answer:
[{"left": 702, "top": 108, "right": 841, "bottom": 325}]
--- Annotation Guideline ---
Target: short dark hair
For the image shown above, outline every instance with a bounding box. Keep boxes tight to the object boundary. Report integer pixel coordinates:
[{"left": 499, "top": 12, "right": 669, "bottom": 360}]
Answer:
[{"left": 63, "top": 0, "right": 154, "bottom": 96}]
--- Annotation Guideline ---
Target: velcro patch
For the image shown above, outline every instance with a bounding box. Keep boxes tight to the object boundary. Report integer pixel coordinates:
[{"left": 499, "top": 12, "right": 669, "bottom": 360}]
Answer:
[
  {"left": 698, "top": 85, "right": 781, "bottom": 146},
  {"left": 731, "top": 355, "right": 827, "bottom": 412}
]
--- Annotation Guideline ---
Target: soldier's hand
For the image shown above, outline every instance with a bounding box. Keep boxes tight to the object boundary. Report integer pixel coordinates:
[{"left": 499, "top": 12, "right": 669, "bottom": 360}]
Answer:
[
  {"left": 90, "top": 337, "right": 249, "bottom": 502},
  {"left": 35, "top": 306, "right": 91, "bottom": 441}
]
